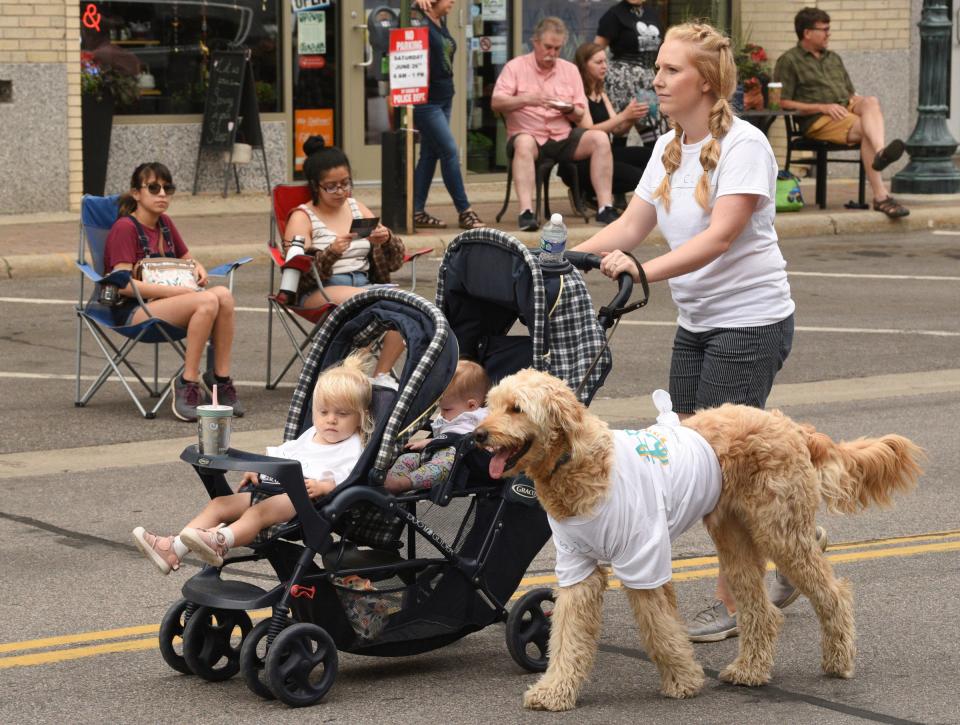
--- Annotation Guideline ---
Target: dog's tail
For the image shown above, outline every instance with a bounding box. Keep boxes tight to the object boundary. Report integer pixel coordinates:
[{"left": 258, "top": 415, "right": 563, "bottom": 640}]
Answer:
[{"left": 802, "top": 425, "right": 923, "bottom": 514}]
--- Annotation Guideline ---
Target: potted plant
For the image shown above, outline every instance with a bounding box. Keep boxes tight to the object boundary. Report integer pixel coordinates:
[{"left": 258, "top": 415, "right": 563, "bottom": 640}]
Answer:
[
  {"left": 81, "top": 54, "right": 140, "bottom": 195},
  {"left": 467, "top": 131, "right": 494, "bottom": 173},
  {"left": 734, "top": 42, "right": 770, "bottom": 111}
]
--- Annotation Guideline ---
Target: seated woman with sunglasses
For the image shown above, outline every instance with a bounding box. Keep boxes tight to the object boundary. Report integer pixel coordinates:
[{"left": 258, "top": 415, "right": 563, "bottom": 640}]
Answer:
[
  {"left": 103, "top": 162, "right": 244, "bottom": 422},
  {"left": 282, "top": 136, "right": 407, "bottom": 388}
]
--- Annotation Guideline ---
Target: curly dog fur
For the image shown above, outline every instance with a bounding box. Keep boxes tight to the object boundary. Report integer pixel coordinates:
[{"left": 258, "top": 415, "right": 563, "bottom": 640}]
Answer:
[{"left": 475, "top": 369, "right": 923, "bottom": 711}]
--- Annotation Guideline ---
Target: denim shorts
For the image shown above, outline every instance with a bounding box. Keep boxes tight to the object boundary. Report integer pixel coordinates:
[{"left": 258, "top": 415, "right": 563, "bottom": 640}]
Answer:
[
  {"left": 325, "top": 271, "right": 370, "bottom": 287},
  {"left": 668, "top": 315, "right": 795, "bottom": 413}
]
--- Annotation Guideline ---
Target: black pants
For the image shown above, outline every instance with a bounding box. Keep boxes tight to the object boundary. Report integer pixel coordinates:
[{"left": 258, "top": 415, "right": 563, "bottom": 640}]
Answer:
[{"left": 560, "top": 142, "right": 654, "bottom": 199}]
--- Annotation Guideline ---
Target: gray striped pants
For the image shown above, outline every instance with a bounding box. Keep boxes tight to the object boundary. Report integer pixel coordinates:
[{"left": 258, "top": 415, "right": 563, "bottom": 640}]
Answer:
[{"left": 668, "top": 315, "right": 795, "bottom": 414}]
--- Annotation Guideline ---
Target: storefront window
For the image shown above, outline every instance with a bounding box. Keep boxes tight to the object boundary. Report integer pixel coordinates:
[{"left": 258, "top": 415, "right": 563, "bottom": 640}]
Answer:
[
  {"left": 465, "top": 0, "right": 512, "bottom": 173},
  {"left": 79, "top": 0, "right": 282, "bottom": 116}
]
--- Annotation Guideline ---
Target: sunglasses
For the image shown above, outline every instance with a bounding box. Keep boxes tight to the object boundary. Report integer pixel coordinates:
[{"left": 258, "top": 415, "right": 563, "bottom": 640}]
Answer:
[
  {"left": 319, "top": 180, "right": 353, "bottom": 194},
  {"left": 141, "top": 182, "right": 177, "bottom": 195}
]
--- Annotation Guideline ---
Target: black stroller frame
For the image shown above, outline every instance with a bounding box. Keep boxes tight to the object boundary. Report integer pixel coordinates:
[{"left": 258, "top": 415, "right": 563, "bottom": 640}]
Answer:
[{"left": 157, "top": 231, "right": 645, "bottom": 707}]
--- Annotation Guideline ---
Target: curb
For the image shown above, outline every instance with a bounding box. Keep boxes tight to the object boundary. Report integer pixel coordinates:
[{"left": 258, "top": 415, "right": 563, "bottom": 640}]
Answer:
[{"left": 2, "top": 205, "right": 958, "bottom": 281}]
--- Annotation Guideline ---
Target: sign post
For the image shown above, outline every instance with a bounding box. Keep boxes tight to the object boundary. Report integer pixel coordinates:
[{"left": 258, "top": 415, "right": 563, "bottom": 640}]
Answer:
[{"left": 388, "top": 25, "right": 429, "bottom": 234}]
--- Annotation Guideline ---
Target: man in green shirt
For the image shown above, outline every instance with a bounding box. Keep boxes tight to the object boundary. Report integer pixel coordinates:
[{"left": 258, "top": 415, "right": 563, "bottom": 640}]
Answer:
[{"left": 774, "top": 7, "right": 908, "bottom": 218}]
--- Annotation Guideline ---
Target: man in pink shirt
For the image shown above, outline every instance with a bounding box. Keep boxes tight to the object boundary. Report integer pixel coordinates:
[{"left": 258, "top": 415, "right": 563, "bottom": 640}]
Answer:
[{"left": 492, "top": 17, "right": 619, "bottom": 231}]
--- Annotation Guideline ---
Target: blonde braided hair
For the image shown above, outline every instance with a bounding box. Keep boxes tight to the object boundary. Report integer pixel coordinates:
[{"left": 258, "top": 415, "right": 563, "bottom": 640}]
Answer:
[{"left": 652, "top": 23, "right": 736, "bottom": 213}]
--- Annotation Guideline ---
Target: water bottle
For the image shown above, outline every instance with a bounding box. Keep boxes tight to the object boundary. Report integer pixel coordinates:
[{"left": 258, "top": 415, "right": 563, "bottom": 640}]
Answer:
[
  {"left": 539, "top": 213, "right": 567, "bottom": 268},
  {"left": 278, "top": 235, "right": 306, "bottom": 304}
]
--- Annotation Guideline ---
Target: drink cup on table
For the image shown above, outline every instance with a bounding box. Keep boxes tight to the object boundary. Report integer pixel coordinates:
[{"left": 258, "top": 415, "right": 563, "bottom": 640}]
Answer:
[{"left": 767, "top": 82, "right": 782, "bottom": 111}]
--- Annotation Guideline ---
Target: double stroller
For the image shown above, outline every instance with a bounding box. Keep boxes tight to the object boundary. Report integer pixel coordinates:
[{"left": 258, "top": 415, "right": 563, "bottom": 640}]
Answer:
[{"left": 157, "top": 229, "right": 643, "bottom": 707}]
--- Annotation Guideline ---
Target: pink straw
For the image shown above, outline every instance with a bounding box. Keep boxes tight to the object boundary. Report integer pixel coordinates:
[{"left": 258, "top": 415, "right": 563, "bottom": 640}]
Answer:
[{"left": 212, "top": 384, "right": 218, "bottom": 406}]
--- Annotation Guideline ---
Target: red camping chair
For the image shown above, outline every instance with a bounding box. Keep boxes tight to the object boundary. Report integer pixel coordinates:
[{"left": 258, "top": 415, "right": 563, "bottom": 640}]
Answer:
[{"left": 265, "top": 184, "right": 432, "bottom": 389}]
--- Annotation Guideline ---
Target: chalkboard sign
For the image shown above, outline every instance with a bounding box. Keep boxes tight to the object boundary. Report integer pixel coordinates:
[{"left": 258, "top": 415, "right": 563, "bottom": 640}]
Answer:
[
  {"left": 200, "top": 50, "right": 247, "bottom": 150},
  {"left": 193, "top": 48, "right": 269, "bottom": 196}
]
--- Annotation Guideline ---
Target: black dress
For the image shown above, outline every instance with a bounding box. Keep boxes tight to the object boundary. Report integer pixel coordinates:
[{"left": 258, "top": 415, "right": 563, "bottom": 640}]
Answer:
[{"left": 560, "top": 96, "right": 653, "bottom": 204}]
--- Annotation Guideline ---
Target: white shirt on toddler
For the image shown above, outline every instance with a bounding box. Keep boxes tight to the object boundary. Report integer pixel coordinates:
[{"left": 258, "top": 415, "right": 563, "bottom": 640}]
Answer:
[
  {"left": 266, "top": 428, "right": 362, "bottom": 485},
  {"left": 548, "top": 391, "right": 722, "bottom": 589},
  {"left": 431, "top": 407, "right": 489, "bottom": 438}
]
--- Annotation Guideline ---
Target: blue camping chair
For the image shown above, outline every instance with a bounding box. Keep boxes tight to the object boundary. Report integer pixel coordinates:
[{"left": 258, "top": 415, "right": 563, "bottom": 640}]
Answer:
[{"left": 75, "top": 194, "right": 252, "bottom": 418}]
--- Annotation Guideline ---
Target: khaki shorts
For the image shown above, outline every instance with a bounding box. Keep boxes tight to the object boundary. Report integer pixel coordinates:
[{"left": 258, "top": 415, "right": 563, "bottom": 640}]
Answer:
[{"left": 805, "top": 101, "right": 858, "bottom": 145}]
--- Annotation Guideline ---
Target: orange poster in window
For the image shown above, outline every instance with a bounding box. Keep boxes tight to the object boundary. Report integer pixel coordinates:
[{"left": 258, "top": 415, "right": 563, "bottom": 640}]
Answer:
[{"left": 294, "top": 109, "right": 334, "bottom": 170}]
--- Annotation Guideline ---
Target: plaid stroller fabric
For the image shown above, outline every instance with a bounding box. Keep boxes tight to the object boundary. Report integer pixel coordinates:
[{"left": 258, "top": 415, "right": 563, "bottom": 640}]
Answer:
[
  {"left": 437, "top": 229, "right": 611, "bottom": 403},
  {"left": 284, "top": 288, "right": 451, "bottom": 467}
]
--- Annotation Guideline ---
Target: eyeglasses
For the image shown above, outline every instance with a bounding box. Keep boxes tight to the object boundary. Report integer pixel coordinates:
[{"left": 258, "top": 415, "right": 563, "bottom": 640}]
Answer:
[
  {"left": 318, "top": 180, "right": 353, "bottom": 194},
  {"left": 811, "top": 26, "right": 830, "bottom": 34},
  {"left": 141, "top": 182, "right": 177, "bottom": 195}
]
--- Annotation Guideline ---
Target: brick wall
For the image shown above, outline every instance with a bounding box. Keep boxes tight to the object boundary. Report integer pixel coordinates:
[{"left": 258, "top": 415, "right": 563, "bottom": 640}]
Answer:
[{"left": 0, "top": 1, "right": 81, "bottom": 211}]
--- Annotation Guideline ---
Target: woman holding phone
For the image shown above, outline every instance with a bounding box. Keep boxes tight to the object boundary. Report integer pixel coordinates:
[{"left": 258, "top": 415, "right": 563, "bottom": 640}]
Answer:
[{"left": 283, "top": 136, "right": 406, "bottom": 385}]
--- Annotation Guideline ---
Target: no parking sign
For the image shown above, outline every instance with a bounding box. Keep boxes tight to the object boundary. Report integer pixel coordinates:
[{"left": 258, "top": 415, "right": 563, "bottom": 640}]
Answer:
[{"left": 389, "top": 27, "right": 429, "bottom": 106}]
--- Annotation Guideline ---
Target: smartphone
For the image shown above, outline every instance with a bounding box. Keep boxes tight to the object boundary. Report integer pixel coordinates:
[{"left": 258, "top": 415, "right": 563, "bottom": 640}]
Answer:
[
  {"left": 349, "top": 216, "right": 380, "bottom": 238},
  {"left": 548, "top": 99, "right": 573, "bottom": 112}
]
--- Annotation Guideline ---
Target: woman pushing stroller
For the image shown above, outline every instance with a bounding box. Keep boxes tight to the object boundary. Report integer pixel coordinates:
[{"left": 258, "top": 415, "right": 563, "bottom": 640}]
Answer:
[{"left": 132, "top": 352, "right": 374, "bottom": 574}]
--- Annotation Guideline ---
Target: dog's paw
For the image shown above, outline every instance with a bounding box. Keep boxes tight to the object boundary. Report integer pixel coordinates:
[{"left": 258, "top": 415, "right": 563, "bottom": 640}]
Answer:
[
  {"left": 660, "top": 665, "right": 704, "bottom": 699},
  {"left": 719, "top": 659, "right": 771, "bottom": 687},
  {"left": 822, "top": 651, "right": 855, "bottom": 679},
  {"left": 523, "top": 682, "right": 577, "bottom": 712}
]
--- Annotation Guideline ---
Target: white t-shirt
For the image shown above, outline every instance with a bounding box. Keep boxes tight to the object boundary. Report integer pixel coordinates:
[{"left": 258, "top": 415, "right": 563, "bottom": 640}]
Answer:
[
  {"left": 635, "top": 117, "right": 795, "bottom": 332},
  {"left": 265, "top": 428, "right": 362, "bottom": 485},
  {"left": 431, "top": 407, "right": 489, "bottom": 437},
  {"left": 549, "top": 392, "right": 722, "bottom": 589}
]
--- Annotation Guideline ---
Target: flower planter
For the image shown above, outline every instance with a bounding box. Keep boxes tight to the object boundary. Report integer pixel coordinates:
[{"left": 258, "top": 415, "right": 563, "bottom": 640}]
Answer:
[{"left": 81, "top": 91, "right": 114, "bottom": 196}]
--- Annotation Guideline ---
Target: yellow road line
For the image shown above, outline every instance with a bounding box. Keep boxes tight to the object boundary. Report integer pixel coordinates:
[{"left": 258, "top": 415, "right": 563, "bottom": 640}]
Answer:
[{"left": 3, "top": 539, "right": 959, "bottom": 668}]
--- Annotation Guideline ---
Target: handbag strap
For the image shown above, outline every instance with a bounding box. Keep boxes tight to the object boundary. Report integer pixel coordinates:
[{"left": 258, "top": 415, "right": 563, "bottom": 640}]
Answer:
[{"left": 128, "top": 215, "right": 175, "bottom": 258}]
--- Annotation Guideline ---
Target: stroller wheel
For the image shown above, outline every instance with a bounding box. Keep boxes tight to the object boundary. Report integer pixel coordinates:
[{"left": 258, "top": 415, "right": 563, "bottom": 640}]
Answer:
[
  {"left": 506, "top": 588, "right": 555, "bottom": 672},
  {"left": 181, "top": 606, "right": 252, "bottom": 682},
  {"left": 239, "top": 617, "right": 290, "bottom": 700},
  {"left": 265, "top": 623, "right": 338, "bottom": 707},
  {"left": 158, "top": 598, "right": 195, "bottom": 675}
]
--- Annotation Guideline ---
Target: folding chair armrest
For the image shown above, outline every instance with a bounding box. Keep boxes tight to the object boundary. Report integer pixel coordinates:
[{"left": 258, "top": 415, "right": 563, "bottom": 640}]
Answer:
[
  {"left": 77, "top": 263, "right": 132, "bottom": 288},
  {"left": 280, "top": 255, "right": 315, "bottom": 273},
  {"left": 403, "top": 247, "right": 432, "bottom": 264},
  {"left": 268, "top": 245, "right": 285, "bottom": 266},
  {"left": 208, "top": 256, "right": 254, "bottom": 277}
]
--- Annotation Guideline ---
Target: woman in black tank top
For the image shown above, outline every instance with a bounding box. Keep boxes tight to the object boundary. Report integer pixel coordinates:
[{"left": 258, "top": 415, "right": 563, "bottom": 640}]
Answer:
[{"left": 559, "top": 43, "right": 654, "bottom": 210}]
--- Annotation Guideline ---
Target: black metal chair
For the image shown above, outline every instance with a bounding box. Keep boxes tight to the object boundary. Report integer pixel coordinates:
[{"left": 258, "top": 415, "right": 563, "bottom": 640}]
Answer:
[
  {"left": 784, "top": 114, "right": 867, "bottom": 210},
  {"left": 495, "top": 147, "right": 591, "bottom": 225}
]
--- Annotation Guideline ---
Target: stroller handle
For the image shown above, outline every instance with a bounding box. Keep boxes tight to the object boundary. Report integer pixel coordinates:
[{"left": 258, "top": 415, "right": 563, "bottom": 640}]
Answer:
[{"left": 564, "top": 251, "right": 602, "bottom": 271}]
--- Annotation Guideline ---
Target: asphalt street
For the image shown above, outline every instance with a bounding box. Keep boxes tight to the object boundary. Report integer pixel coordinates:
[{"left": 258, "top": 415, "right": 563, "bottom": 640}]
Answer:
[{"left": 1, "top": 229, "right": 958, "bottom": 724}]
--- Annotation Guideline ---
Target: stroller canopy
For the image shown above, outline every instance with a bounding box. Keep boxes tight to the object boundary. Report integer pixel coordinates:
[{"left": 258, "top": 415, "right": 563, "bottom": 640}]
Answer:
[
  {"left": 284, "top": 288, "right": 459, "bottom": 480},
  {"left": 437, "top": 228, "right": 612, "bottom": 403}
]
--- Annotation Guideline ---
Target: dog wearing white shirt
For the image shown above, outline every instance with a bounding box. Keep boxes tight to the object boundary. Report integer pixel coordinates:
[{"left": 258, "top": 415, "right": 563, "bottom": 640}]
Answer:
[{"left": 475, "top": 369, "right": 923, "bottom": 712}]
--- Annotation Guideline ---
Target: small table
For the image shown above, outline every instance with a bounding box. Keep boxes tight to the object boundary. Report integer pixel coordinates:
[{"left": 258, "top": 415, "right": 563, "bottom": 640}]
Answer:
[{"left": 737, "top": 109, "right": 796, "bottom": 135}]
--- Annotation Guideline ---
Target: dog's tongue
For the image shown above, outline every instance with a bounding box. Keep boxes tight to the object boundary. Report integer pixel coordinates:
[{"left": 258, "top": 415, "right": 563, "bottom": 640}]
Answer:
[{"left": 489, "top": 450, "right": 511, "bottom": 479}]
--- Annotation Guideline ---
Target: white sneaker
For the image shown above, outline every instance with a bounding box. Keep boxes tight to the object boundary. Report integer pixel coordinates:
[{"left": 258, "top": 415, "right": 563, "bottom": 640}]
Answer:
[{"left": 371, "top": 373, "right": 399, "bottom": 391}]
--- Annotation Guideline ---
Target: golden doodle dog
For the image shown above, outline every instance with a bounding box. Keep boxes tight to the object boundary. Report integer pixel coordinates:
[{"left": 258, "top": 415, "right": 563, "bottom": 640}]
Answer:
[{"left": 474, "top": 369, "right": 923, "bottom": 712}]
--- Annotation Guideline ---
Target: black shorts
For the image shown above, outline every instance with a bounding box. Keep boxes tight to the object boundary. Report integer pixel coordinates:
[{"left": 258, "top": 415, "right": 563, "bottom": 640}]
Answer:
[{"left": 507, "top": 127, "right": 587, "bottom": 164}]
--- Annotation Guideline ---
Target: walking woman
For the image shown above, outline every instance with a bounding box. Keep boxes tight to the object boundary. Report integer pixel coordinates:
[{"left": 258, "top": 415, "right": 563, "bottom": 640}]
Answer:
[
  {"left": 594, "top": 0, "right": 663, "bottom": 141},
  {"left": 411, "top": 0, "right": 484, "bottom": 230},
  {"left": 103, "top": 162, "right": 243, "bottom": 422},
  {"left": 574, "top": 22, "right": 824, "bottom": 643}
]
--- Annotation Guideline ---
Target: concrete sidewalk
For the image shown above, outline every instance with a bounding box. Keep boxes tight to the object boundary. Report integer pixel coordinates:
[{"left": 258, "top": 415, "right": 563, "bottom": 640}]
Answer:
[{"left": 2, "top": 177, "right": 958, "bottom": 279}]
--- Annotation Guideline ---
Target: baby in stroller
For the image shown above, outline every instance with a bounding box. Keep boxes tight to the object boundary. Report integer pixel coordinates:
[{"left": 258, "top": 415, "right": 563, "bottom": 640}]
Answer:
[
  {"left": 383, "top": 359, "right": 490, "bottom": 494},
  {"left": 132, "top": 352, "right": 374, "bottom": 574}
]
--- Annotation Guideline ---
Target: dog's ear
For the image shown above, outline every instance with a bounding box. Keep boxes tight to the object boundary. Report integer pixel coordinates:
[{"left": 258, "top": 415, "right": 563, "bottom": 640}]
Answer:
[{"left": 537, "top": 375, "right": 592, "bottom": 459}]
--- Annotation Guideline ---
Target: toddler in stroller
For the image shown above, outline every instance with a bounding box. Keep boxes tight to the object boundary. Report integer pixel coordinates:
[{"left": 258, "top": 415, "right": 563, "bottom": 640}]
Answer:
[
  {"left": 132, "top": 352, "right": 374, "bottom": 573},
  {"left": 384, "top": 359, "right": 490, "bottom": 493}
]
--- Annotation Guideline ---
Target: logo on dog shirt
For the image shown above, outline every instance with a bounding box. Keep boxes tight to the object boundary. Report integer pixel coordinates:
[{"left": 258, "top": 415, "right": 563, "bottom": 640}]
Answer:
[{"left": 623, "top": 429, "right": 670, "bottom": 465}]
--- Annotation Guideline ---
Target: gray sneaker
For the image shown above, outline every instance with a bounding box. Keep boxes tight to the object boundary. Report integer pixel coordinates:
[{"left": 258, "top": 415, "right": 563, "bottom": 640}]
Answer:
[
  {"left": 172, "top": 376, "right": 205, "bottom": 422},
  {"left": 769, "top": 526, "right": 829, "bottom": 609},
  {"left": 688, "top": 600, "right": 738, "bottom": 642},
  {"left": 201, "top": 371, "right": 245, "bottom": 417}
]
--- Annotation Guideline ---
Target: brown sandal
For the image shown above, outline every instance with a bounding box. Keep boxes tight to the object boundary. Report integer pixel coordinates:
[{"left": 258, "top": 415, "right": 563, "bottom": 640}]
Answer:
[
  {"left": 413, "top": 211, "right": 447, "bottom": 229},
  {"left": 873, "top": 196, "right": 910, "bottom": 219},
  {"left": 458, "top": 209, "right": 485, "bottom": 230}
]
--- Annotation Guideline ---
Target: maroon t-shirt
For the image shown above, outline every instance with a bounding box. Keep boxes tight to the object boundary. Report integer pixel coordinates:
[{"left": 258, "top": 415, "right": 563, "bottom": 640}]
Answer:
[{"left": 103, "top": 214, "right": 190, "bottom": 272}]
